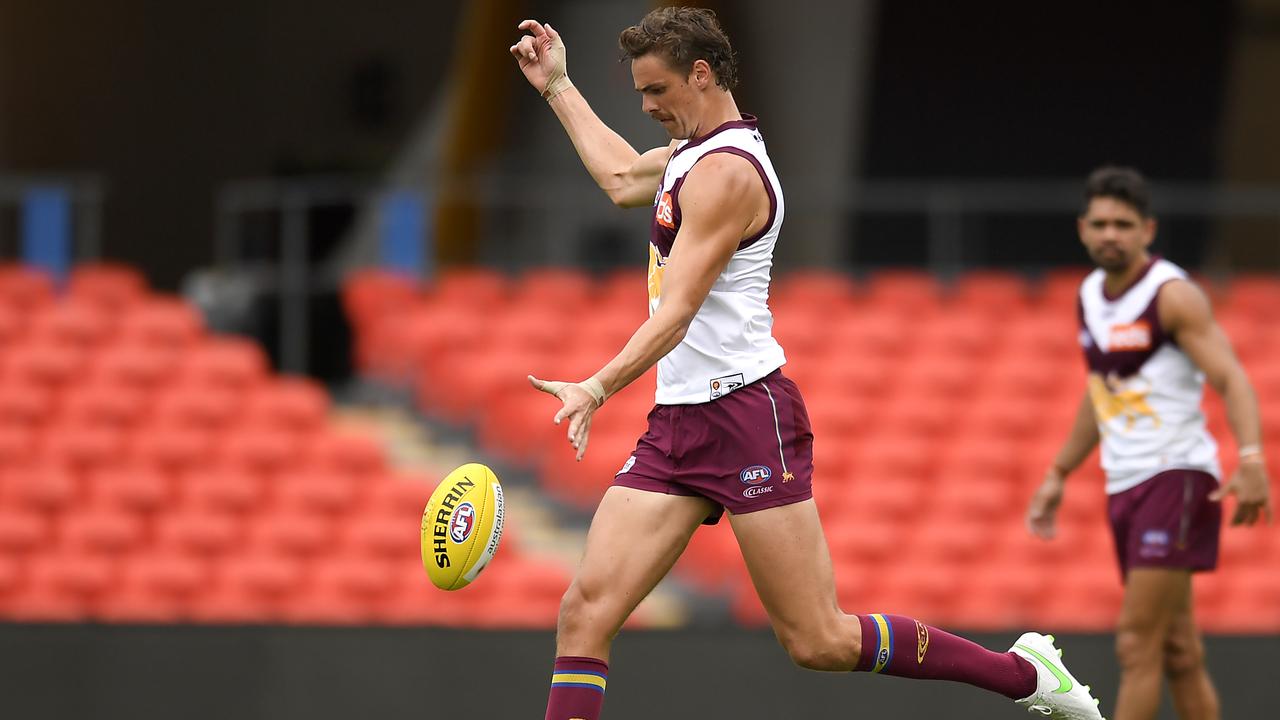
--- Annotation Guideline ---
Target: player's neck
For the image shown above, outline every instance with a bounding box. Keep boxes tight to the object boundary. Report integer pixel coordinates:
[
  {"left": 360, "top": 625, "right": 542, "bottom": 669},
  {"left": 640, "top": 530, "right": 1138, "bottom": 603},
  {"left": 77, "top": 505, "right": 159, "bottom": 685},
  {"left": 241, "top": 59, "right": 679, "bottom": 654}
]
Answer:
[
  {"left": 1102, "top": 253, "right": 1153, "bottom": 297},
  {"left": 688, "top": 93, "right": 742, "bottom": 141}
]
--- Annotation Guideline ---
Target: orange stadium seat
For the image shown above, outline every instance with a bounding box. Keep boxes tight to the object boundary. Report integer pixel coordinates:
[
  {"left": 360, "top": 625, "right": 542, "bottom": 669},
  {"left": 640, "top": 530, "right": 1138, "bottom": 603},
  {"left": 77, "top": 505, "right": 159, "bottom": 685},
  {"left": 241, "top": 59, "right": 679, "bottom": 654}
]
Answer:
[
  {"left": 39, "top": 423, "right": 128, "bottom": 472},
  {"left": 342, "top": 514, "right": 416, "bottom": 561},
  {"left": 177, "top": 337, "right": 270, "bottom": 389},
  {"left": 59, "top": 382, "right": 151, "bottom": 428},
  {"left": 274, "top": 468, "right": 359, "bottom": 515},
  {"left": 116, "top": 296, "right": 206, "bottom": 349},
  {"left": 0, "top": 264, "right": 55, "bottom": 312},
  {"left": 915, "top": 313, "right": 1001, "bottom": 360},
  {"left": 246, "top": 510, "right": 332, "bottom": 558},
  {"left": 153, "top": 507, "right": 243, "bottom": 557},
  {"left": 0, "top": 425, "right": 39, "bottom": 467},
  {"left": 89, "top": 343, "right": 180, "bottom": 389},
  {"left": 151, "top": 384, "right": 241, "bottom": 430},
  {"left": 596, "top": 267, "right": 647, "bottom": 308},
  {"left": 305, "top": 429, "right": 386, "bottom": 476},
  {"left": 826, "top": 311, "right": 917, "bottom": 359},
  {"left": 67, "top": 262, "right": 148, "bottom": 310},
  {"left": 0, "top": 302, "right": 26, "bottom": 345},
  {"left": 864, "top": 269, "right": 943, "bottom": 316},
  {"left": 217, "top": 427, "right": 302, "bottom": 475},
  {"left": 951, "top": 270, "right": 1032, "bottom": 315},
  {"left": 16, "top": 553, "right": 115, "bottom": 621},
  {"left": 61, "top": 505, "right": 145, "bottom": 556},
  {"left": 771, "top": 268, "right": 860, "bottom": 311},
  {"left": 180, "top": 466, "right": 263, "bottom": 514},
  {"left": 241, "top": 376, "right": 331, "bottom": 431},
  {"left": 0, "top": 507, "right": 49, "bottom": 553},
  {"left": 3, "top": 342, "right": 85, "bottom": 389},
  {"left": 128, "top": 423, "right": 218, "bottom": 473},
  {"left": 27, "top": 301, "right": 116, "bottom": 349},
  {"left": 428, "top": 267, "right": 510, "bottom": 312},
  {"left": 512, "top": 267, "right": 596, "bottom": 308},
  {"left": 341, "top": 268, "right": 421, "bottom": 330},
  {"left": 0, "top": 381, "right": 55, "bottom": 428},
  {"left": 1221, "top": 274, "right": 1280, "bottom": 323},
  {"left": 85, "top": 465, "right": 171, "bottom": 514},
  {"left": 1037, "top": 267, "right": 1090, "bottom": 311}
]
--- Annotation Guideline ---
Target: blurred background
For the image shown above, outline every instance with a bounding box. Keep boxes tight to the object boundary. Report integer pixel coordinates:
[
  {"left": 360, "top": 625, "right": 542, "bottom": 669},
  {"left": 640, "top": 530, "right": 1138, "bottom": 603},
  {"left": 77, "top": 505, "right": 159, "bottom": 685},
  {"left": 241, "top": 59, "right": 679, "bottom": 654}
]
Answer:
[{"left": 0, "top": 1, "right": 1277, "bottom": 718}]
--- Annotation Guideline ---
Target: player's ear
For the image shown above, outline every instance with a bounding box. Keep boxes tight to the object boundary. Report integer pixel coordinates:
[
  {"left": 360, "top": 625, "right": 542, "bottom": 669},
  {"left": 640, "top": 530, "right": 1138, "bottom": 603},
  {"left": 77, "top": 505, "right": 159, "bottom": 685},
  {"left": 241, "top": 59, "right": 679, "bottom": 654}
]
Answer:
[
  {"left": 691, "top": 59, "right": 711, "bottom": 89},
  {"left": 1143, "top": 217, "right": 1157, "bottom": 247}
]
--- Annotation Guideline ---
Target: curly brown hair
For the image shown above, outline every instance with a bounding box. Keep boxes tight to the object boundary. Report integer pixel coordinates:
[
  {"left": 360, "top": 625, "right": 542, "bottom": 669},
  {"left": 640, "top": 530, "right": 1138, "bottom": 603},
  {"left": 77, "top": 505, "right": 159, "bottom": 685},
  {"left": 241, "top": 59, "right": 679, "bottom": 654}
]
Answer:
[{"left": 618, "top": 7, "right": 738, "bottom": 91}]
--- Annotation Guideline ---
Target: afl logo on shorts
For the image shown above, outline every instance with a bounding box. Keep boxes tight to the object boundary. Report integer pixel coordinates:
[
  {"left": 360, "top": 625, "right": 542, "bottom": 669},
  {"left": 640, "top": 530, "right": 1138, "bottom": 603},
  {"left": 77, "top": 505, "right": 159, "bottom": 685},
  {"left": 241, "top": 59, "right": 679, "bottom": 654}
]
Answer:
[
  {"left": 740, "top": 465, "right": 772, "bottom": 485},
  {"left": 449, "top": 502, "right": 476, "bottom": 544}
]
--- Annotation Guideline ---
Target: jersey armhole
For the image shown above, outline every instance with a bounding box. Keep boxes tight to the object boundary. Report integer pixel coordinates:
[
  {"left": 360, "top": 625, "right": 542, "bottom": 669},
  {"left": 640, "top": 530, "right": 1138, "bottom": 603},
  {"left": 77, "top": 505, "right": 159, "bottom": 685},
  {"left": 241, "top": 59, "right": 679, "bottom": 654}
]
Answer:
[{"left": 699, "top": 147, "right": 777, "bottom": 250}]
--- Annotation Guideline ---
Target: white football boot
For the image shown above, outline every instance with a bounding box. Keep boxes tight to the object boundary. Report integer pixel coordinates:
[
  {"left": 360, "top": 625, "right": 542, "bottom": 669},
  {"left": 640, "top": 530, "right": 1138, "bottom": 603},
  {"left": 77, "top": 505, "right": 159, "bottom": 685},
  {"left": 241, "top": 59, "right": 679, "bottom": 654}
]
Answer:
[{"left": 1009, "top": 632, "right": 1105, "bottom": 719}]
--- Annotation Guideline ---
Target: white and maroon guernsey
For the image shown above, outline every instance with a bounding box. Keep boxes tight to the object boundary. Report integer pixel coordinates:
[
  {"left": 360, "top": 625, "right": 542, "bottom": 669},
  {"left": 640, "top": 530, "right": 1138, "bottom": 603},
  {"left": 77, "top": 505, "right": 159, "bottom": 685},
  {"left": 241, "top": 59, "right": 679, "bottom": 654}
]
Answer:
[
  {"left": 1078, "top": 257, "right": 1220, "bottom": 494},
  {"left": 647, "top": 115, "right": 787, "bottom": 405}
]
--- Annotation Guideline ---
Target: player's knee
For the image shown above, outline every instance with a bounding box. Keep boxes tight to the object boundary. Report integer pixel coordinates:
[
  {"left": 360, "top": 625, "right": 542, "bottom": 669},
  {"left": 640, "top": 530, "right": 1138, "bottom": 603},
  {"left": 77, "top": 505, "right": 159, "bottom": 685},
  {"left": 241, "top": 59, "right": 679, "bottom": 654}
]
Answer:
[
  {"left": 1114, "top": 626, "right": 1161, "bottom": 670},
  {"left": 776, "top": 621, "right": 858, "bottom": 671},
  {"left": 1162, "top": 633, "right": 1204, "bottom": 677},
  {"left": 781, "top": 636, "right": 848, "bottom": 671},
  {"left": 555, "top": 582, "right": 594, "bottom": 638},
  {"left": 556, "top": 579, "right": 615, "bottom": 642}
]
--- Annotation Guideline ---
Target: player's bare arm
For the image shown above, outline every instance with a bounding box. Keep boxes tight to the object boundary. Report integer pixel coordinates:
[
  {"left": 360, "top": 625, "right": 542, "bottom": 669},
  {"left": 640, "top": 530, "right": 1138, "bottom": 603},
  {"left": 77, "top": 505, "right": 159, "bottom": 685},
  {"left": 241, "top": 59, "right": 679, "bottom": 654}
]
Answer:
[
  {"left": 510, "top": 20, "right": 675, "bottom": 207},
  {"left": 1027, "top": 390, "right": 1101, "bottom": 539},
  {"left": 530, "top": 154, "right": 766, "bottom": 460},
  {"left": 1159, "top": 279, "right": 1273, "bottom": 525}
]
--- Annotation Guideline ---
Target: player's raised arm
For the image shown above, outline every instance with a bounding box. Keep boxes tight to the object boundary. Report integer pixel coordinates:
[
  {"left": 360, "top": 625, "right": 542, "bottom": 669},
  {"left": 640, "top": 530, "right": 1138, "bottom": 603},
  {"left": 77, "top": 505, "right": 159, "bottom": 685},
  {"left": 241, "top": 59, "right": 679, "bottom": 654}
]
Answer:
[
  {"left": 1159, "top": 279, "right": 1272, "bottom": 525},
  {"left": 510, "top": 20, "right": 673, "bottom": 208}
]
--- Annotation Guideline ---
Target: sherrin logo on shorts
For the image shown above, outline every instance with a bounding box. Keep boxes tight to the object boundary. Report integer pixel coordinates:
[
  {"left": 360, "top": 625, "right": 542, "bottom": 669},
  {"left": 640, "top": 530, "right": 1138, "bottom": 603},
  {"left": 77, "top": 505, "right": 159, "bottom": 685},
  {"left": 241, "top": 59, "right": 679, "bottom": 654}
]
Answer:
[
  {"left": 740, "top": 465, "right": 772, "bottom": 485},
  {"left": 449, "top": 502, "right": 476, "bottom": 543}
]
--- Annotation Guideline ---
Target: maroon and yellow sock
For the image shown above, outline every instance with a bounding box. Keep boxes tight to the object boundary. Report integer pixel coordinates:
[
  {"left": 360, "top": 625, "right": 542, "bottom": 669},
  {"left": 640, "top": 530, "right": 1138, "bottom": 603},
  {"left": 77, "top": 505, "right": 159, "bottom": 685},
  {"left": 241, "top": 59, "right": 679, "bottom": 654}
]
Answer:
[
  {"left": 544, "top": 656, "right": 608, "bottom": 720},
  {"left": 854, "top": 613, "right": 1036, "bottom": 700}
]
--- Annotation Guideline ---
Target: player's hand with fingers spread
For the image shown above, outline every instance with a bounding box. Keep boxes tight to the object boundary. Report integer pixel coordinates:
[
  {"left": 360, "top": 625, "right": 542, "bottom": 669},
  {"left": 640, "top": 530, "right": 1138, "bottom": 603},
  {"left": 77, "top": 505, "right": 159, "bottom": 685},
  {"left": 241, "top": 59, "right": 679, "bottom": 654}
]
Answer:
[
  {"left": 1209, "top": 456, "right": 1273, "bottom": 526},
  {"left": 529, "top": 374, "right": 606, "bottom": 461},
  {"left": 509, "top": 19, "right": 573, "bottom": 100},
  {"left": 1026, "top": 467, "right": 1066, "bottom": 540}
]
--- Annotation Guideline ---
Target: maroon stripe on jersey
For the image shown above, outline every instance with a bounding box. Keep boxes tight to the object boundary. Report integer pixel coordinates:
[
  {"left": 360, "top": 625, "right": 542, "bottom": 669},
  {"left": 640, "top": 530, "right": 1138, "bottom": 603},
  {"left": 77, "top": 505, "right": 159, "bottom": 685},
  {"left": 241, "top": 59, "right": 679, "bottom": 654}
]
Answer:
[
  {"left": 1081, "top": 278, "right": 1178, "bottom": 378},
  {"left": 700, "top": 147, "right": 777, "bottom": 250},
  {"left": 649, "top": 174, "right": 687, "bottom": 258},
  {"left": 670, "top": 114, "right": 759, "bottom": 159}
]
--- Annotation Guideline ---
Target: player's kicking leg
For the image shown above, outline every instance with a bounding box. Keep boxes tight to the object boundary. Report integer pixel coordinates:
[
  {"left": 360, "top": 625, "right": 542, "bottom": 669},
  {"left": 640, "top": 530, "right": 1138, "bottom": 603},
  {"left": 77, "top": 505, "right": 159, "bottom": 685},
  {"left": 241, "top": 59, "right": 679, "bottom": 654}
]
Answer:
[
  {"left": 729, "top": 499, "right": 1105, "bottom": 719},
  {"left": 543, "top": 485, "right": 715, "bottom": 720}
]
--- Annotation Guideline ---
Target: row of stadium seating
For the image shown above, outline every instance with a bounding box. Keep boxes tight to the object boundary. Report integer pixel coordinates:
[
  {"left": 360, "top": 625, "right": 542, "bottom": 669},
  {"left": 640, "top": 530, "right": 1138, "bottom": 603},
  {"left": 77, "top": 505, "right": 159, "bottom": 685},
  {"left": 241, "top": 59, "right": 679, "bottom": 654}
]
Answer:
[
  {"left": 343, "top": 267, "right": 1280, "bottom": 632},
  {"left": 0, "top": 263, "right": 599, "bottom": 627}
]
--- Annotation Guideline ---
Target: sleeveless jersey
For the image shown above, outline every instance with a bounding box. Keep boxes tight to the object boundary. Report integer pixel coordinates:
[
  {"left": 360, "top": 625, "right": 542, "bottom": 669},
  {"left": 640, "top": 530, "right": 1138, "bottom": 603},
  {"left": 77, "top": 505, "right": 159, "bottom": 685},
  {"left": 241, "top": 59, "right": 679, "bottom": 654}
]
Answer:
[
  {"left": 1078, "top": 258, "right": 1220, "bottom": 494},
  {"left": 648, "top": 115, "right": 787, "bottom": 405}
]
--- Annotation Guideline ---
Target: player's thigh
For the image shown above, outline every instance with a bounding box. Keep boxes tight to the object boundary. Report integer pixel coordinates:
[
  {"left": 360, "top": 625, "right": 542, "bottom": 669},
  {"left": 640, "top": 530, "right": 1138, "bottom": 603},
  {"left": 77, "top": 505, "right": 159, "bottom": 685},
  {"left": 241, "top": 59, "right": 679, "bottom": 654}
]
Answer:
[
  {"left": 1116, "top": 568, "right": 1190, "bottom": 651},
  {"left": 728, "top": 499, "right": 841, "bottom": 631},
  {"left": 569, "top": 486, "right": 714, "bottom": 617}
]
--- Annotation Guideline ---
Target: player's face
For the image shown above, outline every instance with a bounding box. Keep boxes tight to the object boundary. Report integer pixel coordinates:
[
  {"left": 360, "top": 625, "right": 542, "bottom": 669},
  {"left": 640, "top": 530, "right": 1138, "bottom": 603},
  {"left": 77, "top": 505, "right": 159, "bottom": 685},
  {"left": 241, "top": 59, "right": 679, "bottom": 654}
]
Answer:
[
  {"left": 631, "top": 53, "right": 699, "bottom": 139},
  {"left": 1078, "top": 197, "right": 1156, "bottom": 273}
]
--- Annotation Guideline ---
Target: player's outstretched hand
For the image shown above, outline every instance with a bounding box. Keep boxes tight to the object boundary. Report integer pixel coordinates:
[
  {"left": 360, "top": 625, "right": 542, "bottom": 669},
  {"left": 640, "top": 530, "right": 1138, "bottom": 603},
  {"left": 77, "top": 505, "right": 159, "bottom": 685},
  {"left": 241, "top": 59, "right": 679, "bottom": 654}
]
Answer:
[
  {"left": 529, "top": 374, "right": 600, "bottom": 462},
  {"left": 1210, "top": 459, "right": 1273, "bottom": 526},
  {"left": 509, "top": 20, "right": 571, "bottom": 99},
  {"left": 1026, "top": 468, "right": 1065, "bottom": 540}
]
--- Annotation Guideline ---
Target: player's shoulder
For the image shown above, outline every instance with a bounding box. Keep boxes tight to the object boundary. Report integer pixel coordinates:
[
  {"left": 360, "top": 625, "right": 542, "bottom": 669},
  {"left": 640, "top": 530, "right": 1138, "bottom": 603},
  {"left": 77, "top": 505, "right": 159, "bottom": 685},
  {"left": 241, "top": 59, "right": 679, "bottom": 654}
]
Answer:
[{"left": 683, "top": 151, "right": 759, "bottom": 193}]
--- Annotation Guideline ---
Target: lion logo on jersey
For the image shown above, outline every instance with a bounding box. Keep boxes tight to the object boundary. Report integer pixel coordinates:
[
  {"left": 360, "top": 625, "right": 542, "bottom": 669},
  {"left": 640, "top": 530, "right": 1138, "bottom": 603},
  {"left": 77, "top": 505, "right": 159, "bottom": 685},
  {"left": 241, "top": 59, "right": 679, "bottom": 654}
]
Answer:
[
  {"left": 647, "top": 243, "right": 668, "bottom": 301},
  {"left": 1088, "top": 372, "right": 1161, "bottom": 431}
]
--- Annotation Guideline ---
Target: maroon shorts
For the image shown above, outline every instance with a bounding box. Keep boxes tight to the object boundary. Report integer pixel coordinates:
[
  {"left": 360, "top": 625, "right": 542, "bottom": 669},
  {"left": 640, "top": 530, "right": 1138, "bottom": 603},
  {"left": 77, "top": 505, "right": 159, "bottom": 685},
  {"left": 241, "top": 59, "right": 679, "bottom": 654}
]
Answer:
[
  {"left": 614, "top": 368, "right": 814, "bottom": 524},
  {"left": 1107, "top": 469, "right": 1221, "bottom": 579}
]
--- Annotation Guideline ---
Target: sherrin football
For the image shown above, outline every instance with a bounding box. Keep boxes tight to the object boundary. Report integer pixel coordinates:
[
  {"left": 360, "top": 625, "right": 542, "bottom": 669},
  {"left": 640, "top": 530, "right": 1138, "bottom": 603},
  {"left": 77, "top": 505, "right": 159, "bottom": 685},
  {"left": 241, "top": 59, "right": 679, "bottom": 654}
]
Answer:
[{"left": 420, "top": 462, "right": 505, "bottom": 591}]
